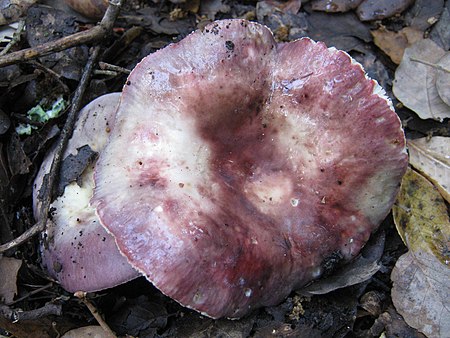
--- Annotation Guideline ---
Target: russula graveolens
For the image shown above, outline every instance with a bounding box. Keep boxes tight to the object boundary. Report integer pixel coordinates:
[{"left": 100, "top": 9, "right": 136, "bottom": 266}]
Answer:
[
  {"left": 33, "top": 93, "right": 139, "bottom": 292},
  {"left": 91, "top": 19, "right": 408, "bottom": 319}
]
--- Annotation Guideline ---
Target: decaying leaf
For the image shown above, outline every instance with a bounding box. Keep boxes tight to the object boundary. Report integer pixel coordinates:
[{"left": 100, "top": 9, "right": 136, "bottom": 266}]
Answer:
[
  {"left": 392, "top": 252, "right": 450, "bottom": 338},
  {"left": 26, "top": 5, "right": 89, "bottom": 81},
  {"left": 394, "top": 168, "right": 450, "bottom": 267},
  {"left": 436, "top": 53, "right": 450, "bottom": 106},
  {"left": 0, "top": 0, "right": 37, "bottom": 25},
  {"left": 311, "top": 0, "right": 363, "bottom": 13},
  {"left": 392, "top": 168, "right": 450, "bottom": 338},
  {"left": 393, "top": 39, "right": 450, "bottom": 121},
  {"left": 405, "top": 0, "right": 446, "bottom": 31},
  {"left": 200, "top": 0, "right": 231, "bottom": 20},
  {"left": 300, "top": 9, "right": 372, "bottom": 51},
  {"left": 408, "top": 137, "right": 450, "bottom": 202},
  {"left": 299, "top": 231, "right": 385, "bottom": 296},
  {"left": 37, "top": 144, "right": 98, "bottom": 206},
  {"left": 108, "top": 295, "right": 168, "bottom": 337},
  {"left": 371, "top": 26, "right": 423, "bottom": 64},
  {"left": 429, "top": 2, "right": 450, "bottom": 50},
  {"left": 61, "top": 326, "right": 110, "bottom": 338},
  {"left": 256, "top": 0, "right": 304, "bottom": 42},
  {"left": 7, "top": 133, "right": 31, "bottom": 176},
  {"left": 0, "top": 256, "right": 22, "bottom": 303},
  {"left": 48, "top": 144, "right": 98, "bottom": 199},
  {"left": 356, "top": 0, "right": 414, "bottom": 21},
  {"left": 370, "top": 306, "right": 428, "bottom": 338}
]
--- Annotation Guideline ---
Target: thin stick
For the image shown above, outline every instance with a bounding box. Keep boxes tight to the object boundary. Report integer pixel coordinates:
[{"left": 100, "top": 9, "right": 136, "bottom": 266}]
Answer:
[
  {"left": 6, "top": 282, "right": 53, "bottom": 306},
  {"left": 0, "top": 0, "right": 123, "bottom": 68},
  {"left": 0, "top": 20, "right": 26, "bottom": 56},
  {"left": 39, "top": 45, "right": 101, "bottom": 239},
  {"left": 99, "top": 61, "right": 131, "bottom": 74},
  {"left": 0, "top": 303, "right": 62, "bottom": 321},
  {"left": 75, "top": 291, "right": 117, "bottom": 338},
  {"left": 0, "top": 0, "right": 123, "bottom": 253},
  {"left": 29, "top": 61, "right": 71, "bottom": 95}
]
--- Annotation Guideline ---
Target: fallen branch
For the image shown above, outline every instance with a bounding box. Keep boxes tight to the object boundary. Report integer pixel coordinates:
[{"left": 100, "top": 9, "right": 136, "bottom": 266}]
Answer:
[
  {"left": 0, "top": 0, "right": 122, "bottom": 68},
  {"left": 0, "top": 0, "right": 123, "bottom": 253},
  {"left": 0, "top": 302, "right": 62, "bottom": 321},
  {"left": 6, "top": 282, "right": 54, "bottom": 306}
]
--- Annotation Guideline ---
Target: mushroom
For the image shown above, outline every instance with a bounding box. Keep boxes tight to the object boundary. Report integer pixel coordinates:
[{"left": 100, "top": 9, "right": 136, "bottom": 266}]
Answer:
[
  {"left": 91, "top": 19, "right": 408, "bottom": 318},
  {"left": 34, "top": 93, "right": 139, "bottom": 293}
]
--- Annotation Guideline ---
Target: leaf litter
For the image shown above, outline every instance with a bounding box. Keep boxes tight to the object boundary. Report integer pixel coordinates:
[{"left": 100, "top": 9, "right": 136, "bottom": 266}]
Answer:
[
  {"left": 392, "top": 168, "right": 450, "bottom": 338},
  {"left": 0, "top": 256, "right": 22, "bottom": 304},
  {"left": 0, "top": 0, "right": 448, "bottom": 337},
  {"left": 371, "top": 26, "right": 423, "bottom": 64},
  {"left": 393, "top": 39, "right": 450, "bottom": 121},
  {"left": 408, "top": 136, "right": 450, "bottom": 202}
]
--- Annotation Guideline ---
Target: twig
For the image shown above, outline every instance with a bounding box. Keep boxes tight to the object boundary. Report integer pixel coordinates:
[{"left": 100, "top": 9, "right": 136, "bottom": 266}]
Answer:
[
  {"left": 6, "top": 282, "right": 54, "bottom": 306},
  {"left": 102, "top": 25, "right": 143, "bottom": 62},
  {"left": 94, "top": 62, "right": 131, "bottom": 77},
  {"left": 0, "top": 0, "right": 123, "bottom": 253},
  {"left": 0, "top": 303, "right": 62, "bottom": 322},
  {"left": 0, "top": 20, "right": 26, "bottom": 56},
  {"left": 51, "top": 321, "right": 62, "bottom": 338},
  {"left": 99, "top": 61, "right": 131, "bottom": 74},
  {"left": 29, "top": 61, "right": 71, "bottom": 95},
  {"left": 39, "top": 46, "right": 101, "bottom": 236},
  {"left": 0, "top": 0, "right": 123, "bottom": 68},
  {"left": 75, "top": 291, "right": 117, "bottom": 338}
]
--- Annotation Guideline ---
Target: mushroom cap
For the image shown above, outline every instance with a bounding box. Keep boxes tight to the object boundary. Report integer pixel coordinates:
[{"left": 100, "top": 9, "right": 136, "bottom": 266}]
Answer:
[
  {"left": 92, "top": 20, "right": 407, "bottom": 318},
  {"left": 34, "top": 93, "right": 139, "bottom": 292}
]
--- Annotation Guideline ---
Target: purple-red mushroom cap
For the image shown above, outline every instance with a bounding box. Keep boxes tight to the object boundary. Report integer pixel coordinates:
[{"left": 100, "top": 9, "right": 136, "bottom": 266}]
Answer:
[
  {"left": 33, "top": 93, "right": 139, "bottom": 293},
  {"left": 91, "top": 20, "right": 408, "bottom": 318}
]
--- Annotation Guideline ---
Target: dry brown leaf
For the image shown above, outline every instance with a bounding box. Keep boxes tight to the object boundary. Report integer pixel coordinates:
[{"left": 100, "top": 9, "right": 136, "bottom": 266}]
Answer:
[
  {"left": 393, "top": 39, "right": 450, "bottom": 121},
  {"left": 371, "top": 26, "right": 423, "bottom": 64},
  {"left": 0, "top": 256, "right": 22, "bottom": 303},
  {"left": 392, "top": 168, "right": 450, "bottom": 338},
  {"left": 408, "top": 136, "right": 450, "bottom": 202}
]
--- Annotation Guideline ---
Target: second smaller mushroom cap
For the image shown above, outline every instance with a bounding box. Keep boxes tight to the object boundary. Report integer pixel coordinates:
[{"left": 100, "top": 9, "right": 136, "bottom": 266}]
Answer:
[{"left": 34, "top": 93, "right": 139, "bottom": 292}]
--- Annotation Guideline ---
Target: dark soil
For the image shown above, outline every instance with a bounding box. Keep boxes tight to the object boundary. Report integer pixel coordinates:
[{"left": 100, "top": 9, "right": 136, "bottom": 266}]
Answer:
[{"left": 0, "top": 0, "right": 448, "bottom": 337}]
